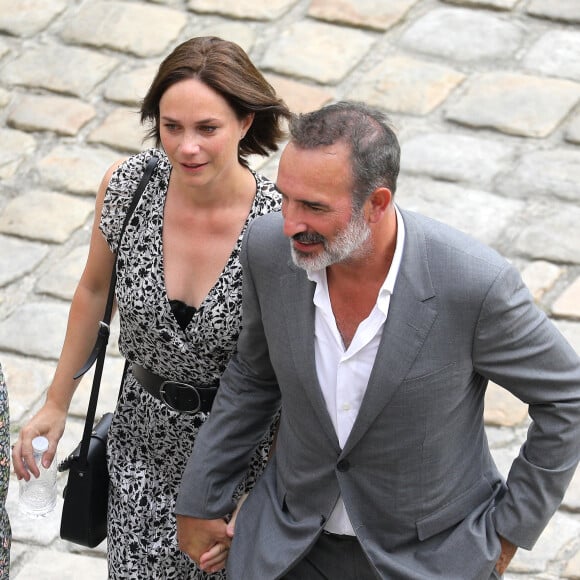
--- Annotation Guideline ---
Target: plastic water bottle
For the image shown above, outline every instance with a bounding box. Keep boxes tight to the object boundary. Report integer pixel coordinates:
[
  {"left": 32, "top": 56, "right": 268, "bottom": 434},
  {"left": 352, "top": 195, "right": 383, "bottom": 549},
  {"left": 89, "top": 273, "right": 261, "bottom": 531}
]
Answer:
[{"left": 19, "top": 436, "right": 57, "bottom": 517}]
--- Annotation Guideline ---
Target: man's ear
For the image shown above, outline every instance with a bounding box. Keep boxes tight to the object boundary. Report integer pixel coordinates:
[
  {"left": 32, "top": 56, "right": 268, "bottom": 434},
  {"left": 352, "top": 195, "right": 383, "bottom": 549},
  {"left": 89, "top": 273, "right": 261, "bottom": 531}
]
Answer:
[{"left": 365, "top": 187, "right": 392, "bottom": 223}]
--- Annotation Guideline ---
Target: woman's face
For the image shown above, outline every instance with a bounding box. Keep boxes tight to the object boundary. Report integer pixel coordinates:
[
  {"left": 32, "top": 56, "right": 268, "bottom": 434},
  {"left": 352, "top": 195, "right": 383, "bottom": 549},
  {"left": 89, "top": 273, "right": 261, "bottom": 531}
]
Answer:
[{"left": 159, "top": 78, "right": 253, "bottom": 191}]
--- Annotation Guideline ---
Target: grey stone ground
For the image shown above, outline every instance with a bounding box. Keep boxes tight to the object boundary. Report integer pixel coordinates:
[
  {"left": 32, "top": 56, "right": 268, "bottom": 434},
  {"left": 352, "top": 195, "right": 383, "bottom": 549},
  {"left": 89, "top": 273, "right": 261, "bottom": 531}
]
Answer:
[{"left": 1, "top": 0, "right": 580, "bottom": 578}]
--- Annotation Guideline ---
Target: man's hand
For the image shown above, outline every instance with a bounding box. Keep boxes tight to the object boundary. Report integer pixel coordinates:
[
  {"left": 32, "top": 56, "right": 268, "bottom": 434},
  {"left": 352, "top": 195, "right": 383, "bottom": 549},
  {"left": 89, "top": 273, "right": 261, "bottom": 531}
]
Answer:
[
  {"left": 177, "top": 515, "right": 231, "bottom": 573},
  {"left": 495, "top": 534, "right": 517, "bottom": 575},
  {"left": 196, "top": 493, "right": 249, "bottom": 573}
]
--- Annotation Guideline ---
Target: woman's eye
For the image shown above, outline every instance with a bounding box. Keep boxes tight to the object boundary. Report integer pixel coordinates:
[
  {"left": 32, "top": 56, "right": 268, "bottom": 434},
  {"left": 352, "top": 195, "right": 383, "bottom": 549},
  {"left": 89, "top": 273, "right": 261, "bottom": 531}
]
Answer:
[{"left": 200, "top": 126, "right": 217, "bottom": 133}]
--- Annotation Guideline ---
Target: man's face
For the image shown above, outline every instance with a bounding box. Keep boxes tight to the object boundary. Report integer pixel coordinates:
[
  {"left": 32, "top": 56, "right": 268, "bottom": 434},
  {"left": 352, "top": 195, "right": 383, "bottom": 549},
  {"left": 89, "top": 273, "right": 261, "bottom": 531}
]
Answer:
[{"left": 277, "top": 142, "right": 371, "bottom": 271}]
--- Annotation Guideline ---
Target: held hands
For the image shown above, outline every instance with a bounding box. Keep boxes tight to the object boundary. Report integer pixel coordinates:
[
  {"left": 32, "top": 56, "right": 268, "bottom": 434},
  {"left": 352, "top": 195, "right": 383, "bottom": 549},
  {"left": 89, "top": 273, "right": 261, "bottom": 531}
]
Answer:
[
  {"left": 12, "top": 401, "right": 67, "bottom": 480},
  {"left": 177, "top": 493, "right": 248, "bottom": 574},
  {"left": 176, "top": 515, "right": 231, "bottom": 574},
  {"left": 495, "top": 534, "right": 518, "bottom": 576}
]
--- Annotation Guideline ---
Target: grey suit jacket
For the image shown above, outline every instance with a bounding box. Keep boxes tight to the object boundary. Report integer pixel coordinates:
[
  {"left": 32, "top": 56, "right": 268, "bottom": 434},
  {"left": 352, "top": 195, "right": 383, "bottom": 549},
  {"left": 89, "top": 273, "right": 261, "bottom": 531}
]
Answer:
[{"left": 176, "top": 209, "right": 580, "bottom": 580}]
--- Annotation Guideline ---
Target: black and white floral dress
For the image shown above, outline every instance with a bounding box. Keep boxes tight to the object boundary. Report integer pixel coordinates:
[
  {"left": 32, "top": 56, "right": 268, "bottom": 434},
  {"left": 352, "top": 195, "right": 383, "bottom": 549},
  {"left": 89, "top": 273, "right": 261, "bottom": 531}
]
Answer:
[{"left": 99, "top": 149, "right": 280, "bottom": 579}]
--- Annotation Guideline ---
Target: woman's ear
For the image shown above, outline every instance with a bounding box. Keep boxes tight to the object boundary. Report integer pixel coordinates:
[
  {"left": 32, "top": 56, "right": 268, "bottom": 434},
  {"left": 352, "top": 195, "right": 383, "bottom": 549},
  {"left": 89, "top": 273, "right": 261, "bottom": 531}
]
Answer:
[{"left": 241, "top": 113, "right": 255, "bottom": 139}]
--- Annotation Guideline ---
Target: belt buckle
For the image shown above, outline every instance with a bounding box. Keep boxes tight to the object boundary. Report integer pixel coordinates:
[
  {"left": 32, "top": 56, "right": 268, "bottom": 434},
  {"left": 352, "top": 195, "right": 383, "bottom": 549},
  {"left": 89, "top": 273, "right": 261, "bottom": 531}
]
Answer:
[{"left": 159, "top": 381, "right": 200, "bottom": 414}]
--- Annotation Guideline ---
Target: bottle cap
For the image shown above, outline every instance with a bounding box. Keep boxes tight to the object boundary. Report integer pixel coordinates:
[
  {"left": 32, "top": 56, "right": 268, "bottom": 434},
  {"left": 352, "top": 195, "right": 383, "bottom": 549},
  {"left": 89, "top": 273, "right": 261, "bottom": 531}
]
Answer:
[{"left": 32, "top": 436, "right": 49, "bottom": 454}]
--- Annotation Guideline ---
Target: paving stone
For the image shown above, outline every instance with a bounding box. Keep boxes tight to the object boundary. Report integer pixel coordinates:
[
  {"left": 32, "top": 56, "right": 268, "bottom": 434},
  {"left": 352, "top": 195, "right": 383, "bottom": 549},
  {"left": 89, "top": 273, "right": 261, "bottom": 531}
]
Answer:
[
  {"left": 188, "top": 0, "right": 297, "bottom": 20},
  {"left": 0, "top": 235, "right": 48, "bottom": 289},
  {"left": 1, "top": 45, "right": 119, "bottom": 98},
  {"left": 12, "top": 547, "right": 107, "bottom": 579},
  {"left": 497, "top": 148, "right": 580, "bottom": 203},
  {"left": 442, "top": 0, "right": 518, "bottom": 7},
  {"left": 35, "top": 245, "right": 88, "bottom": 301},
  {"left": 0, "top": 302, "right": 69, "bottom": 360},
  {"left": 87, "top": 106, "right": 151, "bottom": 153},
  {"left": 104, "top": 63, "right": 158, "bottom": 106},
  {"left": 398, "top": 177, "right": 524, "bottom": 246},
  {"left": 9, "top": 541, "right": 28, "bottom": 575},
  {"left": 37, "top": 145, "right": 120, "bottom": 197},
  {"left": 520, "top": 261, "right": 562, "bottom": 303},
  {"left": 523, "top": 30, "right": 580, "bottom": 82},
  {"left": 0, "top": 128, "right": 36, "bottom": 180},
  {"left": 490, "top": 445, "right": 519, "bottom": 481},
  {"left": 564, "top": 545, "right": 580, "bottom": 579},
  {"left": 0, "top": 87, "right": 9, "bottom": 108},
  {"left": 484, "top": 382, "right": 528, "bottom": 428},
  {"left": 562, "top": 466, "right": 580, "bottom": 512},
  {"left": 188, "top": 20, "right": 256, "bottom": 53},
  {"left": 0, "top": 191, "right": 93, "bottom": 244},
  {"left": 5, "top": 483, "right": 61, "bottom": 547},
  {"left": 565, "top": 113, "right": 580, "bottom": 145},
  {"left": 554, "top": 321, "right": 580, "bottom": 355},
  {"left": 400, "top": 131, "right": 515, "bottom": 186},
  {"left": 399, "top": 7, "right": 524, "bottom": 61},
  {"left": 509, "top": 512, "right": 580, "bottom": 574},
  {"left": 552, "top": 277, "right": 580, "bottom": 320},
  {"left": 266, "top": 74, "right": 334, "bottom": 114},
  {"left": 1, "top": 353, "right": 55, "bottom": 425},
  {"left": 7, "top": 94, "right": 96, "bottom": 137},
  {"left": 513, "top": 204, "right": 580, "bottom": 265},
  {"left": 60, "top": 1, "right": 187, "bottom": 57},
  {"left": 446, "top": 73, "right": 580, "bottom": 138},
  {"left": 261, "top": 20, "right": 375, "bottom": 84},
  {"left": 68, "top": 353, "right": 125, "bottom": 419},
  {"left": 308, "top": 0, "right": 419, "bottom": 32},
  {"left": 0, "top": 0, "right": 67, "bottom": 37},
  {"left": 348, "top": 55, "right": 465, "bottom": 115},
  {"left": 526, "top": 0, "right": 580, "bottom": 24},
  {"left": 0, "top": 39, "right": 9, "bottom": 60}
]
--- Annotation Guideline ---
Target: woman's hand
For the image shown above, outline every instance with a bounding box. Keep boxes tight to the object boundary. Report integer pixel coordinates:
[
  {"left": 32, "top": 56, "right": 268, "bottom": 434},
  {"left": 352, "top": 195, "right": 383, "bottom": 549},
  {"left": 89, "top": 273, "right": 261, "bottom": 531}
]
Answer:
[{"left": 12, "top": 401, "right": 67, "bottom": 480}]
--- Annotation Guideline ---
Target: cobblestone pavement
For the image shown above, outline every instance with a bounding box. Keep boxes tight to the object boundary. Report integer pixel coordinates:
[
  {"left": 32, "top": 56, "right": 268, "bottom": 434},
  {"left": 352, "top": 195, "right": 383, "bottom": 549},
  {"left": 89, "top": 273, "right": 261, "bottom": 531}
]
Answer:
[{"left": 1, "top": 0, "right": 580, "bottom": 578}]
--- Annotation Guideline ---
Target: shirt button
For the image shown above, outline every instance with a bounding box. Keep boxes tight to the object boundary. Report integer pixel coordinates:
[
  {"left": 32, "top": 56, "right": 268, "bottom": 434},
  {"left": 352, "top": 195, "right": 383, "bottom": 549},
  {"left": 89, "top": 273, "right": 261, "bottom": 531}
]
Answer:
[
  {"left": 337, "top": 460, "right": 350, "bottom": 472},
  {"left": 341, "top": 403, "right": 351, "bottom": 411}
]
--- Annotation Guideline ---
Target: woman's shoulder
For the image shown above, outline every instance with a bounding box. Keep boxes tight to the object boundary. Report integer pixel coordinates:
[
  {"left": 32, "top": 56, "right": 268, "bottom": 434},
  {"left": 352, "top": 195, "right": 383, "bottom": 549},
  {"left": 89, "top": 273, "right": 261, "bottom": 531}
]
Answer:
[{"left": 110, "top": 148, "right": 169, "bottom": 186}]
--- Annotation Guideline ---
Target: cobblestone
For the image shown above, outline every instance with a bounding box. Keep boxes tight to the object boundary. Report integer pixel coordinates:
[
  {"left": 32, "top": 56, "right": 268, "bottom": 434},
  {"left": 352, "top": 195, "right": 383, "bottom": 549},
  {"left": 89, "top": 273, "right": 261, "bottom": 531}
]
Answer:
[
  {"left": 399, "top": 7, "right": 525, "bottom": 61},
  {"left": 496, "top": 149, "right": 580, "bottom": 203},
  {"left": 445, "top": 72, "right": 580, "bottom": 138},
  {"left": 348, "top": 55, "right": 465, "bottom": 115},
  {"left": 7, "top": 95, "right": 96, "bottom": 137},
  {"left": 1, "top": 45, "right": 119, "bottom": 98},
  {"left": 1, "top": 1, "right": 579, "bottom": 578},
  {"left": 307, "top": 0, "right": 419, "bottom": 31}
]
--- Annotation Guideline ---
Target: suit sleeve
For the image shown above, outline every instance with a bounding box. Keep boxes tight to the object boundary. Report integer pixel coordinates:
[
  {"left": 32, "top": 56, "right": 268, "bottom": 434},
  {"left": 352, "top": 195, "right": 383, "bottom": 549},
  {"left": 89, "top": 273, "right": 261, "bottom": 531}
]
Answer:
[
  {"left": 175, "top": 218, "right": 282, "bottom": 518},
  {"left": 473, "top": 262, "right": 580, "bottom": 549}
]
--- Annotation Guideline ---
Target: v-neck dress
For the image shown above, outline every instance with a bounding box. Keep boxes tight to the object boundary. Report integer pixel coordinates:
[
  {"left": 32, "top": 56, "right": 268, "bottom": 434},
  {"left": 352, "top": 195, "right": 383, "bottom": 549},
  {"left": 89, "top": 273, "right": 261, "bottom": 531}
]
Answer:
[{"left": 99, "top": 149, "right": 281, "bottom": 579}]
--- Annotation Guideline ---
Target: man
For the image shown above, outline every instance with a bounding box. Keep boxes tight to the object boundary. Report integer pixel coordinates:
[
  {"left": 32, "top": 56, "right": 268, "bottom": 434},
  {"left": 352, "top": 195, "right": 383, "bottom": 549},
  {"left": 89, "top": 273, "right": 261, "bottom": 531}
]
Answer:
[{"left": 175, "top": 102, "right": 580, "bottom": 579}]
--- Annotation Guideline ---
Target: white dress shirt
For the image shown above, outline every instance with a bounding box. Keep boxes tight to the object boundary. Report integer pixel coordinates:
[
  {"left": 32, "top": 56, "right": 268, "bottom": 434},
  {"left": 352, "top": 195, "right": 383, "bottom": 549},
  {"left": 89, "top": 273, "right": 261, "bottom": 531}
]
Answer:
[{"left": 307, "top": 206, "right": 405, "bottom": 535}]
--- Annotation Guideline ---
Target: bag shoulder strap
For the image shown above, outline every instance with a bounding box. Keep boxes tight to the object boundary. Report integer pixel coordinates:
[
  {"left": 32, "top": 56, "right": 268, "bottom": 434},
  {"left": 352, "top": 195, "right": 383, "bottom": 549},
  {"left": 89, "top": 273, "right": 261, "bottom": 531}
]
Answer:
[{"left": 75, "top": 155, "right": 158, "bottom": 466}]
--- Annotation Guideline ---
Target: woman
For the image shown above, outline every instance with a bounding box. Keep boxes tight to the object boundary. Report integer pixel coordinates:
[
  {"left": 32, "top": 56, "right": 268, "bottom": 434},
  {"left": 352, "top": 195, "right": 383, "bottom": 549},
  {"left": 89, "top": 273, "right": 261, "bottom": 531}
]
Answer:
[
  {"left": 0, "top": 362, "right": 9, "bottom": 579},
  {"left": 12, "top": 36, "right": 290, "bottom": 579}
]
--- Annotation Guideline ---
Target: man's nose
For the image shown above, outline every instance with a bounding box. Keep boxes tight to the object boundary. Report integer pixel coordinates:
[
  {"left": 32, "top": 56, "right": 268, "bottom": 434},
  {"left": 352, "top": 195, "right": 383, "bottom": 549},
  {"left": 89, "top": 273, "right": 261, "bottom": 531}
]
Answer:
[{"left": 282, "top": 203, "right": 306, "bottom": 239}]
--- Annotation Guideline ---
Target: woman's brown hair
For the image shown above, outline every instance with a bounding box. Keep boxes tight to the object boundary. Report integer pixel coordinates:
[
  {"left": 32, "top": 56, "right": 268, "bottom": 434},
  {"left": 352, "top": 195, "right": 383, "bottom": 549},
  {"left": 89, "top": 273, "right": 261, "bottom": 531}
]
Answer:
[{"left": 141, "top": 36, "right": 290, "bottom": 166}]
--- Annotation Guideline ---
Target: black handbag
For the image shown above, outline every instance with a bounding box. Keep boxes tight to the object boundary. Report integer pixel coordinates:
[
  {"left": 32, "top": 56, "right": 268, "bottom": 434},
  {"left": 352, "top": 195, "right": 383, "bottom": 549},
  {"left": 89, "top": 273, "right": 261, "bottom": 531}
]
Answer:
[{"left": 58, "top": 156, "right": 158, "bottom": 548}]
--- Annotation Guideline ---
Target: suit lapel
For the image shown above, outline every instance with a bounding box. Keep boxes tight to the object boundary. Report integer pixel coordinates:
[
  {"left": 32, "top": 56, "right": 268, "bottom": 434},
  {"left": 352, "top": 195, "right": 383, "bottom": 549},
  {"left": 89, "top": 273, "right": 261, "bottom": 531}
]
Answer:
[
  {"left": 280, "top": 262, "right": 340, "bottom": 449},
  {"left": 343, "top": 210, "right": 438, "bottom": 454}
]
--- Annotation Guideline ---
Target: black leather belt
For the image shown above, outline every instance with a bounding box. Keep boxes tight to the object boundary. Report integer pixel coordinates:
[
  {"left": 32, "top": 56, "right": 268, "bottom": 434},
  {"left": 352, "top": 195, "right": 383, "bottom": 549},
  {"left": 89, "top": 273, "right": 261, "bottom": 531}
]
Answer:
[{"left": 132, "top": 363, "right": 218, "bottom": 414}]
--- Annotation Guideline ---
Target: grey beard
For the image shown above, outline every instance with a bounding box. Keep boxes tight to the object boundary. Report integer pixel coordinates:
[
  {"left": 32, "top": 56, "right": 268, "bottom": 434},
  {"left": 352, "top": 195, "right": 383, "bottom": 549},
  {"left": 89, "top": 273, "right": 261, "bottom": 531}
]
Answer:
[{"left": 290, "top": 212, "right": 371, "bottom": 272}]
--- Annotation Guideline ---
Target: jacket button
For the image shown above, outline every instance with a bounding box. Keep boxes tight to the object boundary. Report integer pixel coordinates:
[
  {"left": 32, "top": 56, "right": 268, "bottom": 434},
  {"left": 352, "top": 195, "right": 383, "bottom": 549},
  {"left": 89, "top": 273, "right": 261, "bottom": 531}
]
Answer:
[{"left": 337, "top": 459, "right": 350, "bottom": 472}]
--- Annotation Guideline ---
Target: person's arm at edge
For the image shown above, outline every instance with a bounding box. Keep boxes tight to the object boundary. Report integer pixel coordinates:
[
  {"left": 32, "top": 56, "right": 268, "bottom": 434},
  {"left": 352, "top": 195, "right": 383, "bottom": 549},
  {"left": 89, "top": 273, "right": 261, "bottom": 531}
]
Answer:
[{"left": 12, "top": 161, "right": 124, "bottom": 479}]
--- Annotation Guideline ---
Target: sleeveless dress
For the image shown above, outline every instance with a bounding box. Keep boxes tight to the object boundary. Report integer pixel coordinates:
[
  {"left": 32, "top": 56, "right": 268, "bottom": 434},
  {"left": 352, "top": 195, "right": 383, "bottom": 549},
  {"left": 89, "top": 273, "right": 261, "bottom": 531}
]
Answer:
[{"left": 99, "top": 149, "right": 281, "bottom": 579}]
